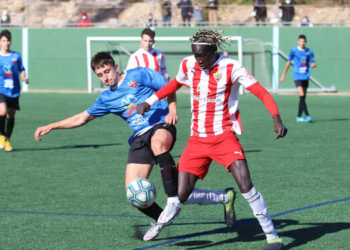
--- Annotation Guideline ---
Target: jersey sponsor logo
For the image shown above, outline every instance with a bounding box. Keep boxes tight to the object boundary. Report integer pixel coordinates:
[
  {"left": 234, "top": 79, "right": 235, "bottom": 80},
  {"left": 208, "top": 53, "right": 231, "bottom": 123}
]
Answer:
[
  {"left": 126, "top": 106, "right": 137, "bottom": 116},
  {"left": 12, "top": 58, "right": 17, "bottom": 64},
  {"left": 192, "top": 94, "right": 221, "bottom": 103},
  {"left": 301, "top": 59, "right": 307, "bottom": 67},
  {"left": 213, "top": 72, "right": 222, "bottom": 82},
  {"left": 121, "top": 94, "right": 138, "bottom": 109},
  {"left": 128, "top": 80, "right": 137, "bottom": 88}
]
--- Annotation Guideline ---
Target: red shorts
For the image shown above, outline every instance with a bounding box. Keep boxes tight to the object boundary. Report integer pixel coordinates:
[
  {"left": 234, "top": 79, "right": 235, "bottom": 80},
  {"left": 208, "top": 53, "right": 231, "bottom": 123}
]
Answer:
[{"left": 178, "top": 131, "right": 246, "bottom": 179}]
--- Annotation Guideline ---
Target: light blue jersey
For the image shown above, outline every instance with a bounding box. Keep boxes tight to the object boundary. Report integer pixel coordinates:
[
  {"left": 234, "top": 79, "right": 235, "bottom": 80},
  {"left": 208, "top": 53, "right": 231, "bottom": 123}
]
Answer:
[
  {"left": 288, "top": 47, "right": 315, "bottom": 81},
  {"left": 87, "top": 67, "right": 170, "bottom": 144},
  {"left": 0, "top": 51, "right": 25, "bottom": 98}
]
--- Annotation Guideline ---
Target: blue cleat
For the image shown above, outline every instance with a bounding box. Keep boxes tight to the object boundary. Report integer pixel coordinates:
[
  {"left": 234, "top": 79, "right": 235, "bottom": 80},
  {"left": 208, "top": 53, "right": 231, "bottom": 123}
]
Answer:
[
  {"left": 305, "top": 115, "right": 312, "bottom": 122},
  {"left": 296, "top": 116, "right": 306, "bottom": 122}
]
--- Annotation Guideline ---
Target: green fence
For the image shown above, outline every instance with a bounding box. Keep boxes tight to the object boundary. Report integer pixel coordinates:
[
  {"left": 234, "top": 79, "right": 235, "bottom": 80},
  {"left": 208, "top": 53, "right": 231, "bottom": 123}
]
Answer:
[{"left": 5, "top": 27, "right": 350, "bottom": 92}]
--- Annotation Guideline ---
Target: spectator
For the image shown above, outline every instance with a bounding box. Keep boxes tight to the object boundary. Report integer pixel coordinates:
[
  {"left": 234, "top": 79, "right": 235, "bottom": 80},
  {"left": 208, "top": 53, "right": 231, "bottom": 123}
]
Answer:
[
  {"left": 207, "top": 0, "right": 218, "bottom": 26},
  {"left": 177, "top": 0, "right": 193, "bottom": 27},
  {"left": 253, "top": 0, "right": 267, "bottom": 26},
  {"left": 147, "top": 13, "right": 157, "bottom": 27},
  {"left": 193, "top": 4, "right": 204, "bottom": 26},
  {"left": 279, "top": 0, "right": 295, "bottom": 26},
  {"left": 299, "top": 16, "right": 313, "bottom": 27},
  {"left": 223, "top": 50, "right": 229, "bottom": 57},
  {"left": 77, "top": 11, "right": 93, "bottom": 28},
  {"left": 161, "top": 0, "right": 172, "bottom": 27},
  {"left": 1, "top": 11, "right": 10, "bottom": 27}
]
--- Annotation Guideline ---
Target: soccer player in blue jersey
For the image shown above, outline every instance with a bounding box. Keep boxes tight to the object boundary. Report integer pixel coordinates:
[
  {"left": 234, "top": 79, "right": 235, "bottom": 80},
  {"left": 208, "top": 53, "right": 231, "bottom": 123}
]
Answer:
[
  {"left": 34, "top": 52, "right": 182, "bottom": 236},
  {"left": 0, "top": 29, "right": 29, "bottom": 152},
  {"left": 279, "top": 34, "right": 316, "bottom": 122}
]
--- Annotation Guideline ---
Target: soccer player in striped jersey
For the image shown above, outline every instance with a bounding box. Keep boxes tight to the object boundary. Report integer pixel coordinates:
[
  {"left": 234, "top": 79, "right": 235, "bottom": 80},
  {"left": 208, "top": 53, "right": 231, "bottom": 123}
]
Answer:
[
  {"left": 137, "top": 29, "right": 288, "bottom": 250},
  {"left": 126, "top": 28, "right": 170, "bottom": 81},
  {"left": 0, "top": 29, "right": 29, "bottom": 152},
  {"left": 279, "top": 34, "right": 316, "bottom": 122}
]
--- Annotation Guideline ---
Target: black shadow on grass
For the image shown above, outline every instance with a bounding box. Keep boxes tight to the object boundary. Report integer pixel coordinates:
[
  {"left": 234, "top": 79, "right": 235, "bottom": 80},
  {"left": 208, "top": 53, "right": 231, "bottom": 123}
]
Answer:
[
  {"left": 311, "top": 118, "right": 350, "bottom": 123},
  {"left": 12, "top": 143, "right": 122, "bottom": 152},
  {"left": 165, "top": 219, "right": 350, "bottom": 249}
]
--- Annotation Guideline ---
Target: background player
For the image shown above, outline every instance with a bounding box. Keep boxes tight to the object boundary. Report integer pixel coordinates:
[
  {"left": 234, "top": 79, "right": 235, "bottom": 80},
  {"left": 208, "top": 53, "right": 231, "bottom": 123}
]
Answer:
[
  {"left": 34, "top": 52, "right": 181, "bottom": 233},
  {"left": 126, "top": 28, "right": 170, "bottom": 81},
  {"left": 0, "top": 29, "right": 29, "bottom": 152},
  {"left": 137, "top": 29, "right": 287, "bottom": 250},
  {"left": 279, "top": 34, "right": 316, "bottom": 122}
]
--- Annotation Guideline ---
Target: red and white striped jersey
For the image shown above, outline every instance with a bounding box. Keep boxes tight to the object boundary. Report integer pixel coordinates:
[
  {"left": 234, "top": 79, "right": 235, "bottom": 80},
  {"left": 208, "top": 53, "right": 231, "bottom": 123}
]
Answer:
[
  {"left": 126, "top": 48, "right": 168, "bottom": 76},
  {"left": 176, "top": 54, "right": 257, "bottom": 137}
]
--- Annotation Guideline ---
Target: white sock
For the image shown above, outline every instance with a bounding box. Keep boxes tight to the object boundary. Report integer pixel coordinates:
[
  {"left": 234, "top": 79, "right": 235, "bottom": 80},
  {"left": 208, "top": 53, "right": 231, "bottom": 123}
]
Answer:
[
  {"left": 183, "top": 188, "right": 227, "bottom": 205},
  {"left": 167, "top": 195, "right": 180, "bottom": 204},
  {"left": 242, "top": 186, "right": 279, "bottom": 241}
]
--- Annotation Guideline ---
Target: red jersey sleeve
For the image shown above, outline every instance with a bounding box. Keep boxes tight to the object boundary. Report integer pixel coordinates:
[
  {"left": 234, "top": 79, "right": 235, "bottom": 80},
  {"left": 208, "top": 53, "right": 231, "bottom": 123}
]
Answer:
[
  {"left": 246, "top": 82, "right": 280, "bottom": 117},
  {"left": 155, "top": 78, "right": 183, "bottom": 100}
]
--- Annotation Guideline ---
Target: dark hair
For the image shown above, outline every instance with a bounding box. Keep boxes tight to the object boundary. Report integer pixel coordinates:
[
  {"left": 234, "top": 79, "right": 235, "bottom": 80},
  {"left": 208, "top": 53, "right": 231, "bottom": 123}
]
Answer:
[
  {"left": 141, "top": 28, "right": 155, "bottom": 40},
  {"left": 91, "top": 52, "right": 115, "bottom": 71},
  {"left": 0, "top": 29, "right": 11, "bottom": 41},
  {"left": 298, "top": 35, "right": 307, "bottom": 41},
  {"left": 190, "top": 29, "right": 231, "bottom": 50}
]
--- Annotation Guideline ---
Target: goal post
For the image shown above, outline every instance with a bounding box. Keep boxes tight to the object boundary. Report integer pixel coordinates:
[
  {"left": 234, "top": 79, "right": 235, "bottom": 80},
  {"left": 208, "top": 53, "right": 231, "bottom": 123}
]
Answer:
[{"left": 86, "top": 36, "right": 243, "bottom": 93}]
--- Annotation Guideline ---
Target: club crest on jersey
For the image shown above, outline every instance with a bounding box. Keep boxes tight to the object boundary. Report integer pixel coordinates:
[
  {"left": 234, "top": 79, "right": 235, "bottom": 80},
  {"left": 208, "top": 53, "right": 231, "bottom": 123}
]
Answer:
[
  {"left": 213, "top": 72, "right": 222, "bottom": 83},
  {"left": 128, "top": 80, "right": 137, "bottom": 88},
  {"left": 12, "top": 58, "right": 17, "bottom": 64}
]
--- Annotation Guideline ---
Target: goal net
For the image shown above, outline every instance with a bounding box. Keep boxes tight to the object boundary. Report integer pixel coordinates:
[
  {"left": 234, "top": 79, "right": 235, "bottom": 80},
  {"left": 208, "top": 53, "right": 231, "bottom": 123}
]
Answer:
[{"left": 86, "top": 36, "right": 242, "bottom": 92}]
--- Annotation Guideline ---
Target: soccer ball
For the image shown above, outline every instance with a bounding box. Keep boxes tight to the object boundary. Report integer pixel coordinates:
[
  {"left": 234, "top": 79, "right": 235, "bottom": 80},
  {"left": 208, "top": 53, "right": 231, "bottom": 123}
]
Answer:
[{"left": 126, "top": 178, "right": 156, "bottom": 209}]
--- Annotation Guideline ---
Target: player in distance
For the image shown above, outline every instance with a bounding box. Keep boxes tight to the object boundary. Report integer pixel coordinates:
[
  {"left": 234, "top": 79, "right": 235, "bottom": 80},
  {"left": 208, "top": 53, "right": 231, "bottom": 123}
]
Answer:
[
  {"left": 126, "top": 28, "right": 170, "bottom": 81},
  {"left": 34, "top": 52, "right": 236, "bottom": 241},
  {"left": 0, "top": 29, "right": 29, "bottom": 152},
  {"left": 279, "top": 34, "right": 316, "bottom": 122},
  {"left": 137, "top": 29, "right": 288, "bottom": 250}
]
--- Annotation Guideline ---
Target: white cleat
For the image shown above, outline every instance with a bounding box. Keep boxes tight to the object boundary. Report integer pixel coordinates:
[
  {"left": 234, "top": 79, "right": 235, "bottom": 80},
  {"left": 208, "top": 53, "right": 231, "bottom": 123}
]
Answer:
[
  {"left": 143, "top": 223, "right": 165, "bottom": 241},
  {"left": 157, "top": 200, "right": 181, "bottom": 225}
]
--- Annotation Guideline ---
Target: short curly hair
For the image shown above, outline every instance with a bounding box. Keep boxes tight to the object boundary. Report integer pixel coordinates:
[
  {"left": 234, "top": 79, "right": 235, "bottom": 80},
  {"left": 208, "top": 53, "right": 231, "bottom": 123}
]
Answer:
[{"left": 190, "top": 29, "right": 231, "bottom": 50}]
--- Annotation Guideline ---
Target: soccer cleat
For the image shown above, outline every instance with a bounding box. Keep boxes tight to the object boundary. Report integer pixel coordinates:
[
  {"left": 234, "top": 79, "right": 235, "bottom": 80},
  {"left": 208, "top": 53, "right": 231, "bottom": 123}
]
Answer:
[
  {"left": 305, "top": 115, "right": 312, "bottom": 122},
  {"left": 264, "top": 238, "right": 284, "bottom": 250},
  {"left": 296, "top": 116, "right": 306, "bottom": 122},
  {"left": 4, "top": 139, "right": 12, "bottom": 152},
  {"left": 223, "top": 187, "right": 237, "bottom": 229},
  {"left": 143, "top": 222, "right": 165, "bottom": 241},
  {"left": 0, "top": 135, "right": 5, "bottom": 149},
  {"left": 157, "top": 200, "right": 181, "bottom": 225}
]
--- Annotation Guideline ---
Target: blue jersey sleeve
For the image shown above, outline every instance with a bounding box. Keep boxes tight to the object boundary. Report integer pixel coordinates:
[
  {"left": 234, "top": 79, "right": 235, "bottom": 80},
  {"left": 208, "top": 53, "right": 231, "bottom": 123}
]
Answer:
[
  {"left": 309, "top": 50, "right": 315, "bottom": 63},
  {"left": 139, "top": 68, "right": 168, "bottom": 90},
  {"left": 16, "top": 53, "right": 25, "bottom": 72},
  {"left": 86, "top": 95, "right": 110, "bottom": 117},
  {"left": 288, "top": 48, "right": 295, "bottom": 62}
]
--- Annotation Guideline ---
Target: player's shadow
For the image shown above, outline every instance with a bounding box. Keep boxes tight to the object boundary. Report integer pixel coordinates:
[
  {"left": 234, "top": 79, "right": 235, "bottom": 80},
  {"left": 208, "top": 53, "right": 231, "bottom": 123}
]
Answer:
[
  {"left": 13, "top": 143, "right": 122, "bottom": 152},
  {"left": 151, "top": 219, "right": 350, "bottom": 249},
  {"left": 311, "top": 118, "right": 350, "bottom": 123}
]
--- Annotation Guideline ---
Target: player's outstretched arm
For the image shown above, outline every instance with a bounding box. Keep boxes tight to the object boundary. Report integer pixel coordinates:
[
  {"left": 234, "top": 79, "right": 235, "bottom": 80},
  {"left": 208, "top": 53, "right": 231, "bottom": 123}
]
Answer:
[
  {"left": 34, "top": 111, "right": 95, "bottom": 141},
  {"left": 279, "top": 61, "right": 291, "bottom": 83},
  {"left": 273, "top": 114, "right": 288, "bottom": 139}
]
